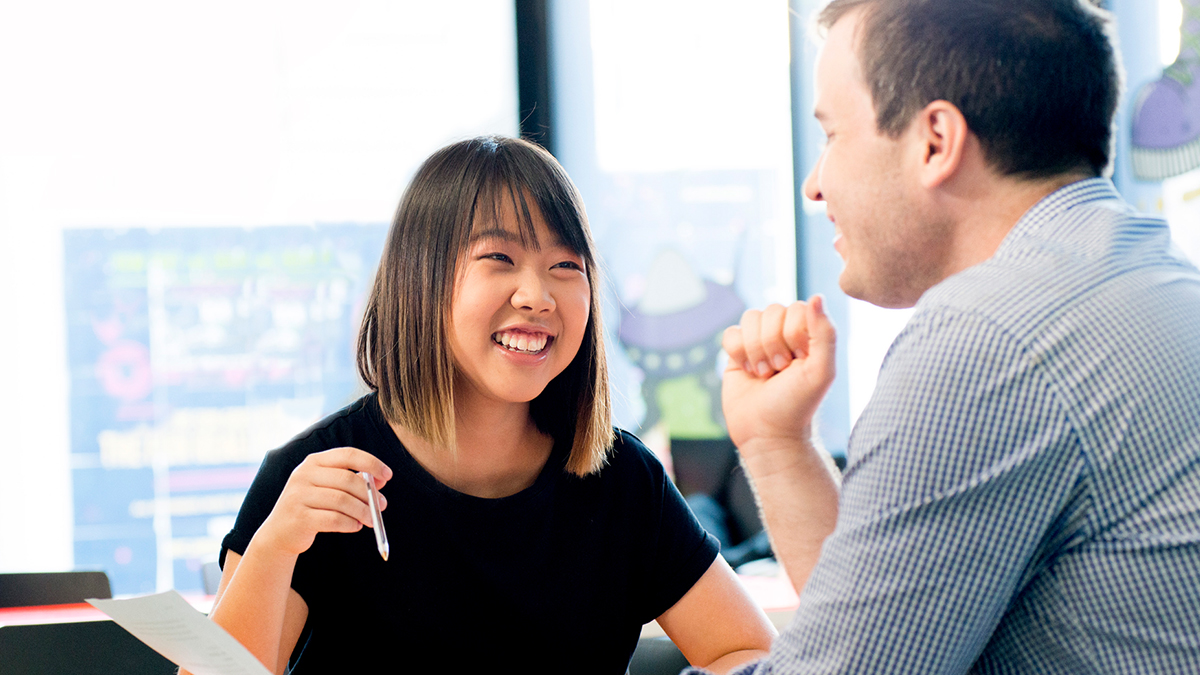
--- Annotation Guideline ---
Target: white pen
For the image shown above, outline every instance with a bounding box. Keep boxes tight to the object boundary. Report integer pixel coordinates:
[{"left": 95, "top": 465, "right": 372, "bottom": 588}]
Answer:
[{"left": 362, "top": 471, "right": 390, "bottom": 561}]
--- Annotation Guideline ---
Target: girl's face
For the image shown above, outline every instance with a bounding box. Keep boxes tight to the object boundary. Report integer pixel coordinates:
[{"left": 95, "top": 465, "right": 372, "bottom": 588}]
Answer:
[{"left": 447, "top": 195, "right": 590, "bottom": 409}]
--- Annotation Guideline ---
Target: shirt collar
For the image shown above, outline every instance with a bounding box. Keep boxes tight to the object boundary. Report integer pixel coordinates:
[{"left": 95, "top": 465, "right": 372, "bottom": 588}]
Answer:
[{"left": 1005, "top": 177, "right": 1125, "bottom": 243}]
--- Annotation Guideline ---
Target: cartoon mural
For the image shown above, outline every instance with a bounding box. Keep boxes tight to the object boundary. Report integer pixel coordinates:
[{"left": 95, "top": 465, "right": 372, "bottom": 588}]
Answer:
[
  {"left": 1131, "top": 0, "right": 1200, "bottom": 180},
  {"left": 585, "top": 166, "right": 786, "bottom": 445},
  {"left": 618, "top": 249, "right": 744, "bottom": 439}
]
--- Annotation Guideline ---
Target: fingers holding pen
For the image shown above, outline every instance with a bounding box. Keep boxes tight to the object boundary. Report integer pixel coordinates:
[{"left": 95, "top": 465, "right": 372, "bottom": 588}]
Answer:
[
  {"left": 310, "top": 448, "right": 392, "bottom": 520},
  {"left": 259, "top": 447, "right": 393, "bottom": 557},
  {"left": 281, "top": 469, "right": 365, "bottom": 537},
  {"left": 317, "top": 446, "right": 392, "bottom": 487},
  {"left": 296, "top": 488, "right": 370, "bottom": 535}
]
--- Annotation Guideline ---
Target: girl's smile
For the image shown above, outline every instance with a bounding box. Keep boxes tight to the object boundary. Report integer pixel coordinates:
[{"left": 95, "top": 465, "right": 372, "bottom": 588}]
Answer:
[
  {"left": 448, "top": 193, "right": 590, "bottom": 408},
  {"left": 491, "top": 327, "right": 553, "bottom": 355}
]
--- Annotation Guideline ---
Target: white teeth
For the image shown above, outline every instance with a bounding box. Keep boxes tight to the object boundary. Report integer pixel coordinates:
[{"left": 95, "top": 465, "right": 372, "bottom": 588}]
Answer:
[{"left": 492, "top": 331, "right": 548, "bottom": 354}]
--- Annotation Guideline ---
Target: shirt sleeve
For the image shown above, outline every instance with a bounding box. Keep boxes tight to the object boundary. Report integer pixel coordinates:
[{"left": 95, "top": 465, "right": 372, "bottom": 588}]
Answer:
[
  {"left": 737, "top": 308, "right": 1087, "bottom": 674},
  {"left": 621, "top": 431, "right": 722, "bottom": 623},
  {"left": 219, "top": 443, "right": 306, "bottom": 566}
]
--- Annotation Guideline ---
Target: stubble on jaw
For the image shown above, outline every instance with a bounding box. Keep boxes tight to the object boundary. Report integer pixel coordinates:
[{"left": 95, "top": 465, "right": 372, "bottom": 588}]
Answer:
[
  {"left": 844, "top": 117, "right": 966, "bottom": 308},
  {"left": 841, "top": 198, "right": 956, "bottom": 310}
]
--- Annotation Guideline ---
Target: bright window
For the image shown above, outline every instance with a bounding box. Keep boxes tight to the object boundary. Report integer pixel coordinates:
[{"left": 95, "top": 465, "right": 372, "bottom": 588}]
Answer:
[{"left": 0, "top": 0, "right": 517, "bottom": 594}]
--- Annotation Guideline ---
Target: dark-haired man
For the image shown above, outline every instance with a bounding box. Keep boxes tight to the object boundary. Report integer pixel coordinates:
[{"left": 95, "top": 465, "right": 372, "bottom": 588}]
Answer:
[{"left": 712, "top": 0, "right": 1200, "bottom": 672}]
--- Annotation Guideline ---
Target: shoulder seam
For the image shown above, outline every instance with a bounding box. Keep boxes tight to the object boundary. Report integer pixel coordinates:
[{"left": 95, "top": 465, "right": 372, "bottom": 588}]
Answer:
[{"left": 887, "top": 305, "right": 1091, "bottom": 482}]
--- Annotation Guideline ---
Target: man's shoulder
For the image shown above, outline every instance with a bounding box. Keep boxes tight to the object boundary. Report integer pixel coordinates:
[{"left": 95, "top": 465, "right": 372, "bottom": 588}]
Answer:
[
  {"left": 917, "top": 191, "right": 1195, "bottom": 349},
  {"left": 877, "top": 189, "right": 1200, "bottom": 474}
]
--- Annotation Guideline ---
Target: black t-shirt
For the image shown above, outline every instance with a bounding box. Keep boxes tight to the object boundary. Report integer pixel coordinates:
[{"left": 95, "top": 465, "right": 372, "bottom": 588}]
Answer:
[{"left": 221, "top": 394, "right": 718, "bottom": 674}]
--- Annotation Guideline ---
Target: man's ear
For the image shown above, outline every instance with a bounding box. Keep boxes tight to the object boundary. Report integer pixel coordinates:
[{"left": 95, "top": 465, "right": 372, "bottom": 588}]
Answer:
[{"left": 912, "top": 100, "right": 969, "bottom": 188}]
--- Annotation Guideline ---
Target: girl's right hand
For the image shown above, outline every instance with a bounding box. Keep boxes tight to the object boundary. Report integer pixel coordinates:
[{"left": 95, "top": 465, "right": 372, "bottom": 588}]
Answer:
[{"left": 254, "top": 446, "right": 393, "bottom": 558}]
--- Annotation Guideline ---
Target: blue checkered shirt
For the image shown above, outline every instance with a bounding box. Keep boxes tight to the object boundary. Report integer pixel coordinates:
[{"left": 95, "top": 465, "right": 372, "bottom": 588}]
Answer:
[{"left": 704, "top": 179, "right": 1200, "bottom": 673}]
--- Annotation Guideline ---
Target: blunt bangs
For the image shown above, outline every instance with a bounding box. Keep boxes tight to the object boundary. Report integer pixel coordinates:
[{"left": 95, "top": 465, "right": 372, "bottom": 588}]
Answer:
[
  {"left": 465, "top": 141, "right": 594, "bottom": 265},
  {"left": 357, "top": 136, "right": 613, "bottom": 476}
]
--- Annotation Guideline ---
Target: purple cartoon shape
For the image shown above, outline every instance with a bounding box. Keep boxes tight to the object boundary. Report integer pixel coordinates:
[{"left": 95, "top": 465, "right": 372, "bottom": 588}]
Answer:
[
  {"left": 1131, "top": 1, "right": 1200, "bottom": 180},
  {"left": 618, "top": 250, "right": 745, "bottom": 434}
]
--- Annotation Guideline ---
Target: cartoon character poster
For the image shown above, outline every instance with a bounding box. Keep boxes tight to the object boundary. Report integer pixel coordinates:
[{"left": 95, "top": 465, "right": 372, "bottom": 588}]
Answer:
[
  {"left": 1131, "top": 0, "right": 1200, "bottom": 264},
  {"left": 591, "top": 169, "right": 798, "bottom": 448},
  {"left": 1131, "top": 0, "right": 1200, "bottom": 180}
]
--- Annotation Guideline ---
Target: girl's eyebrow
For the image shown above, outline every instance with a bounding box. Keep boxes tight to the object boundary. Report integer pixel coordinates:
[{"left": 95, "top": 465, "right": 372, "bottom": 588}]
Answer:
[
  {"left": 468, "top": 227, "right": 524, "bottom": 244},
  {"left": 469, "top": 227, "right": 576, "bottom": 253}
]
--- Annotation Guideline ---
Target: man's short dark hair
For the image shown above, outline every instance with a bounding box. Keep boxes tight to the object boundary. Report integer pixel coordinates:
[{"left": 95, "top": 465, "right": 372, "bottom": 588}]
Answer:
[{"left": 818, "top": 0, "right": 1122, "bottom": 179}]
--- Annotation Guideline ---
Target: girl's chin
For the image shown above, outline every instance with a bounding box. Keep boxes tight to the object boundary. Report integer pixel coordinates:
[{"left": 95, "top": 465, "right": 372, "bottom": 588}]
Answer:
[{"left": 456, "top": 374, "right": 561, "bottom": 407}]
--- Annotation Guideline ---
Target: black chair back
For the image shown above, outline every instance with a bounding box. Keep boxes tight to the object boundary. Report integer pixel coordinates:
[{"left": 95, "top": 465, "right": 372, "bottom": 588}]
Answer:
[
  {"left": 0, "top": 621, "right": 177, "bottom": 675},
  {"left": 0, "top": 571, "right": 112, "bottom": 608}
]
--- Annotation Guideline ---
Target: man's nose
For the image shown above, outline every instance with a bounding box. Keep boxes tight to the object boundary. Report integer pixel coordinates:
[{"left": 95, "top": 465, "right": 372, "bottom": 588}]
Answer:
[{"left": 803, "top": 164, "right": 824, "bottom": 203}]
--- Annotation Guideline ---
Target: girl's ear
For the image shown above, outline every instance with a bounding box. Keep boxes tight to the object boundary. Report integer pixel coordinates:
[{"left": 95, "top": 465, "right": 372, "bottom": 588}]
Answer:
[{"left": 912, "top": 100, "right": 970, "bottom": 189}]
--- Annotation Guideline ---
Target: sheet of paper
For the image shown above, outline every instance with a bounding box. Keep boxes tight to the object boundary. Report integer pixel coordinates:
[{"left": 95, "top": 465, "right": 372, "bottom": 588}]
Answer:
[{"left": 87, "top": 591, "right": 271, "bottom": 675}]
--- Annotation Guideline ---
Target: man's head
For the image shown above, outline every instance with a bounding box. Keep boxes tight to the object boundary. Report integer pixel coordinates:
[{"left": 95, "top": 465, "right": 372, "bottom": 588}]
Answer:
[
  {"left": 805, "top": 0, "right": 1122, "bottom": 308},
  {"left": 817, "top": 0, "right": 1121, "bottom": 179}
]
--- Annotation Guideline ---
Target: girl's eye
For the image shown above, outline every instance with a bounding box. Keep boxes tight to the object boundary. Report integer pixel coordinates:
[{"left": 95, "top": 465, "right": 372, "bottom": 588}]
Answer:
[
  {"left": 483, "top": 253, "right": 513, "bottom": 264},
  {"left": 553, "top": 260, "right": 583, "bottom": 272}
]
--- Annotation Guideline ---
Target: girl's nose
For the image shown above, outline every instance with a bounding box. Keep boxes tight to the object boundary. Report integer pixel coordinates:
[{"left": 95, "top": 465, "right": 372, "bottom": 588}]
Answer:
[{"left": 511, "top": 270, "right": 555, "bottom": 313}]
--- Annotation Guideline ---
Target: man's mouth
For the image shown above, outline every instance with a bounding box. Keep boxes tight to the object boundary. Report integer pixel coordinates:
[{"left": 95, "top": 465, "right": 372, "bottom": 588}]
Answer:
[{"left": 492, "top": 330, "right": 551, "bottom": 354}]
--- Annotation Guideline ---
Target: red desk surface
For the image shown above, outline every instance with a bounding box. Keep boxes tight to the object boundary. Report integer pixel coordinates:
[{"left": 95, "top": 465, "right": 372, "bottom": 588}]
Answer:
[{"left": 0, "top": 595, "right": 214, "bottom": 627}]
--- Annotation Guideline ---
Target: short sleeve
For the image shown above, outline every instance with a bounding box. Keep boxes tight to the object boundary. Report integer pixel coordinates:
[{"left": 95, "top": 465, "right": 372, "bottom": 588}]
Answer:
[
  {"left": 621, "top": 431, "right": 721, "bottom": 622},
  {"left": 757, "top": 309, "right": 1085, "bottom": 673},
  {"left": 219, "top": 446, "right": 302, "bottom": 567}
]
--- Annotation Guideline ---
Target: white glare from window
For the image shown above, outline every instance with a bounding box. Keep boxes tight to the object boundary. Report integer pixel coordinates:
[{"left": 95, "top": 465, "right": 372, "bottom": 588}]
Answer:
[{"left": 1161, "top": 0, "right": 1183, "bottom": 66}]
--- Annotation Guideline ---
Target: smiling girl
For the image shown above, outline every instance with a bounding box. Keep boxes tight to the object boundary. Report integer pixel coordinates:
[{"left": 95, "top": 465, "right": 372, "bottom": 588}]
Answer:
[{"left": 196, "top": 136, "right": 774, "bottom": 674}]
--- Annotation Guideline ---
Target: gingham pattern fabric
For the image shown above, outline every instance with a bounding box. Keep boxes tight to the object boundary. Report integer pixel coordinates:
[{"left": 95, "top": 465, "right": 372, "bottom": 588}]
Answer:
[{"left": 705, "top": 179, "right": 1200, "bottom": 674}]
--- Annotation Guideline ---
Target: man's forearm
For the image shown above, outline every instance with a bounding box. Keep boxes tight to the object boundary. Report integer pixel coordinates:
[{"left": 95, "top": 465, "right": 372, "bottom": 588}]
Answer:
[{"left": 738, "top": 434, "right": 840, "bottom": 594}]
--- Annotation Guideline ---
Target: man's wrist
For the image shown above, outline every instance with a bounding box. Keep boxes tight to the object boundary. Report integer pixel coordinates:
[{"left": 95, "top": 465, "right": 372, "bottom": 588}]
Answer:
[
  {"left": 738, "top": 431, "right": 842, "bottom": 496},
  {"left": 736, "top": 431, "right": 816, "bottom": 476}
]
